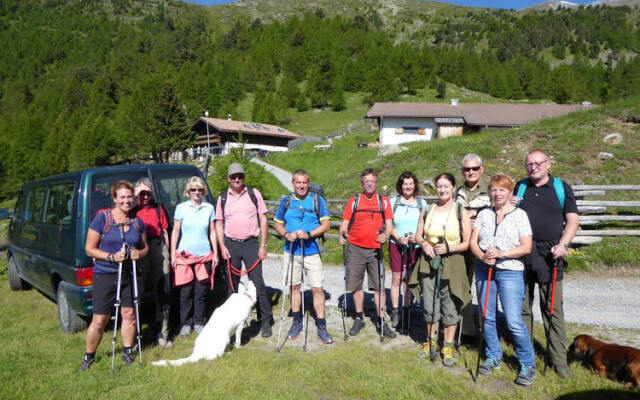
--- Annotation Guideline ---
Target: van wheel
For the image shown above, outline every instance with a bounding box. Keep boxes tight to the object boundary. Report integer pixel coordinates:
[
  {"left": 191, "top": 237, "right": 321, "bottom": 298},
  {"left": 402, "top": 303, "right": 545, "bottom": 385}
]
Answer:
[
  {"left": 57, "top": 288, "right": 88, "bottom": 333},
  {"left": 8, "top": 257, "right": 30, "bottom": 291}
]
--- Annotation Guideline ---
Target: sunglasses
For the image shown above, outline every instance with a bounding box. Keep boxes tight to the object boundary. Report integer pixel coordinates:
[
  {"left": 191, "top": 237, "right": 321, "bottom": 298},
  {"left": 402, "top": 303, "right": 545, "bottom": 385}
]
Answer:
[
  {"left": 138, "top": 191, "right": 152, "bottom": 197},
  {"left": 189, "top": 188, "right": 205, "bottom": 193},
  {"left": 229, "top": 173, "right": 245, "bottom": 180},
  {"left": 462, "top": 166, "right": 481, "bottom": 172}
]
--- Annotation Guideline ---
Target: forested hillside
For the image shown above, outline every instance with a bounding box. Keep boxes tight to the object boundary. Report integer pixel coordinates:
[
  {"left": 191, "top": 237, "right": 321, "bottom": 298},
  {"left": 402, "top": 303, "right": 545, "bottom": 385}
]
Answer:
[{"left": 2, "top": 0, "right": 640, "bottom": 198}]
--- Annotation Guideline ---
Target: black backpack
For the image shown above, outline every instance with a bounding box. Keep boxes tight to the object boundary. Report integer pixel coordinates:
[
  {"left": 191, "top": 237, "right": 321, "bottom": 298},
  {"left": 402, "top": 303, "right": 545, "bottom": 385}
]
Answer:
[{"left": 219, "top": 186, "right": 261, "bottom": 226}]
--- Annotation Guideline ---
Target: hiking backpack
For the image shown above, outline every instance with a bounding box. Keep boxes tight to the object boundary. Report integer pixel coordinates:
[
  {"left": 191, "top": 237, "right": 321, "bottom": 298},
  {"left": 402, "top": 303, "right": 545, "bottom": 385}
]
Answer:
[
  {"left": 282, "top": 186, "right": 327, "bottom": 246},
  {"left": 515, "top": 177, "right": 565, "bottom": 208},
  {"left": 392, "top": 195, "right": 424, "bottom": 215},
  {"left": 347, "top": 193, "right": 386, "bottom": 233},
  {"left": 219, "top": 186, "right": 261, "bottom": 226}
]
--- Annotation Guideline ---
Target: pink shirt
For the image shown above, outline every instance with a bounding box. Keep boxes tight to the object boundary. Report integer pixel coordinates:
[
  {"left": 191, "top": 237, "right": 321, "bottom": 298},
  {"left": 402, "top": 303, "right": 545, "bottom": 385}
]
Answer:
[{"left": 215, "top": 186, "right": 267, "bottom": 239}]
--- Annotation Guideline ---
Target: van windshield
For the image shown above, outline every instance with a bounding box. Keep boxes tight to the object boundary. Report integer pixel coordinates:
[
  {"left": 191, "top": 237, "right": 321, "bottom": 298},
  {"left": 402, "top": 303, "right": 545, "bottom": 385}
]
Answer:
[{"left": 152, "top": 170, "right": 214, "bottom": 221}]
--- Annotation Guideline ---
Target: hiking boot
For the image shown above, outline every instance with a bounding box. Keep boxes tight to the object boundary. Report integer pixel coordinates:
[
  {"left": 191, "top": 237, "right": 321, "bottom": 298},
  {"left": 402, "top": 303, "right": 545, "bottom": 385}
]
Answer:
[
  {"left": 418, "top": 339, "right": 438, "bottom": 360},
  {"left": 78, "top": 354, "right": 94, "bottom": 372},
  {"left": 478, "top": 356, "right": 502, "bottom": 376},
  {"left": 194, "top": 324, "right": 204, "bottom": 335},
  {"left": 122, "top": 349, "right": 135, "bottom": 365},
  {"left": 378, "top": 322, "right": 397, "bottom": 339},
  {"left": 349, "top": 317, "right": 365, "bottom": 336},
  {"left": 441, "top": 343, "right": 456, "bottom": 367},
  {"left": 261, "top": 319, "right": 273, "bottom": 338},
  {"left": 317, "top": 325, "right": 333, "bottom": 344},
  {"left": 287, "top": 319, "right": 303, "bottom": 340},
  {"left": 178, "top": 325, "right": 191, "bottom": 338},
  {"left": 515, "top": 364, "right": 536, "bottom": 386},
  {"left": 555, "top": 366, "right": 573, "bottom": 379},
  {"left": 390, "top": 308, "right": 400, "bottom": 328}
]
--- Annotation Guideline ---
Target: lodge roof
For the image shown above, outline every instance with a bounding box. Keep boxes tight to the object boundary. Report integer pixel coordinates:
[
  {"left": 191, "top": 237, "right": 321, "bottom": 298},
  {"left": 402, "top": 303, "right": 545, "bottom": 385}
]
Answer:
[
  {"left": 192, "top": 117, "right": 300, "bottom": 139},
  {"left": 366, "top": 102, "right": 590, "bottom": 126}
]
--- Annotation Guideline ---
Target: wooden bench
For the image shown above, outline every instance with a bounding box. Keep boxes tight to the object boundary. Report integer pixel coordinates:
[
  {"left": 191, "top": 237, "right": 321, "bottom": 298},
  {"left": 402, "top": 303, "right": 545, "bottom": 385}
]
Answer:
[{"left": 313, "top": 144, "right": 332, "bottom": 151}]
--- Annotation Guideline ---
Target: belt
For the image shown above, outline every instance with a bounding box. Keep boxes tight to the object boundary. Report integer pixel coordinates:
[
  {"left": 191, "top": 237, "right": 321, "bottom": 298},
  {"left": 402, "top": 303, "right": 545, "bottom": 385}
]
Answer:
[{"left": 225, "top": 236, "right": 257, "bottom": 243}]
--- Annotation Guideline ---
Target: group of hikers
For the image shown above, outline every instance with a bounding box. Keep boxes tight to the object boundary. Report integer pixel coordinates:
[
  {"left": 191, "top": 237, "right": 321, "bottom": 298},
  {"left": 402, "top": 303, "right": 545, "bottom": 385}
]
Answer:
[{"left": 78, "top": 150, "right": 579, "bottom": 388}]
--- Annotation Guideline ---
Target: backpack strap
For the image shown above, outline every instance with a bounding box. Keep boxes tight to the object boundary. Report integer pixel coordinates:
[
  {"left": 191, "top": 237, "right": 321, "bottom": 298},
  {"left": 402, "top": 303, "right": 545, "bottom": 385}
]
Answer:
[
  {"left": 417, "top": 196, "right": 424, "bottom": 214},
  {"left": 552, "top": 177, "right": 566, "bottom": 209},
  {"left": 515, "top": 178, "right": 528, "bottom": 207},
  {"left": 101, "top": 210, "right": 113, "bottom": 235},
  {"left": 347, "top": 194, "right": 360, "bottom": 233},
  {"left": 392, "top": 196, "right": 400, "bottom": 214},
  {"left": 219, "top": 190, "right": 228, "bottom": 220},
  {"left": 455, "top": 202, "right": 463, "bottom": 239}
]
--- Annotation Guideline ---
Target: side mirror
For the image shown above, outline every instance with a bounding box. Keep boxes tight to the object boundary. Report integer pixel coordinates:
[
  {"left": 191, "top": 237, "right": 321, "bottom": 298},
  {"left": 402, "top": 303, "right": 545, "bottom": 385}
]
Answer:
[{"left": 0, "top": 208, "right": 9, "bottom": 219}]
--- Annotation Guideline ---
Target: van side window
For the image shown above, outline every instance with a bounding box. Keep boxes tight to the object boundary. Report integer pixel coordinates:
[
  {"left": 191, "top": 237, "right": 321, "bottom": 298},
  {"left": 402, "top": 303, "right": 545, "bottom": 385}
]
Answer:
[
  {"left": 90, "top": 173, "right": 146, "bottom": 217},
  {"left": 13, "top": 190, "right": 25, "bottom": 222},
  {"left": 24, "top": 186, "right": 46, "bottom": 223},
  {"left": 153, "top": 172, "right": 213, "bottom": 221},
  {"left": 44, "top": 182, "right": 76, "bottom": 225}
]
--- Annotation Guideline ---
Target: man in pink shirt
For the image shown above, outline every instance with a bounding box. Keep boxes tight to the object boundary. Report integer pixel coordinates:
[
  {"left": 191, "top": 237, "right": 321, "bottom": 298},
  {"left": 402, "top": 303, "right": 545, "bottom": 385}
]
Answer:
[{"left": 215, "top": 163, "right": 273, "bottom": 337}]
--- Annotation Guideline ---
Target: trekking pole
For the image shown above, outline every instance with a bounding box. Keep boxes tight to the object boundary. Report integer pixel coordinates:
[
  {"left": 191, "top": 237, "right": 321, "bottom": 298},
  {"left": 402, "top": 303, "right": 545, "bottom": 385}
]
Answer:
[
  {"left": 110, "top": 245, "right": 125, "bottom": 375},
  {"left": 341, "top": 235, "right": 348, "bottom": 341},
  {"left": 474, "top": 265, "right": 493, "bottom": 382},
  {"left": 131, "top": 253, "right": 143, "bottom": 366},
  {"left": 276, "top": 242, "right": 295, "bottom": 352},
  {"left": 429, "top": 251, "right": 442, "bottom": 360},
  {"left": 299, "top": 238, "right": 308, "bottom": 351},
  {"left": 400, "top": 233, "right": 409, "bottom": 335},
  {"left": 543, "top": 258, "right": 560, "bottom": 376},
  {"left": 377, "top": 227, "right": 386, "bottom": 343}
]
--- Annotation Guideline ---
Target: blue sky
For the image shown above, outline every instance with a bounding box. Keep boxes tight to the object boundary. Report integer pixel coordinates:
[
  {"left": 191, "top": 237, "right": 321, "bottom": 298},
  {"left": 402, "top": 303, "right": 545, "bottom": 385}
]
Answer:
[{"left": 184, "top": 0, "right": 595, "bottom": 10}]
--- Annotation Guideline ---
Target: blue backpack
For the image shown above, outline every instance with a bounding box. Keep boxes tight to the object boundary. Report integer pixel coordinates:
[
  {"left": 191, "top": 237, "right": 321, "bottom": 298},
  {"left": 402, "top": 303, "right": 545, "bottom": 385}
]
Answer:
[{"left": 515, "top": 177, "right": 565, "bottom": 208}]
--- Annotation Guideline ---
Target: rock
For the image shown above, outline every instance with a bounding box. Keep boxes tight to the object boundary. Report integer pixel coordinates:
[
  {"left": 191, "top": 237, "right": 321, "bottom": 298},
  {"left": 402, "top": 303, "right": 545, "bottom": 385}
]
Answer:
[
  {"left": 423, "top": 178, "right": 435, "bottom": 189},
  {"left": 378, "top": 144, "right": 406, "bottom": 156},
  {"left": 599, "top": 152, "right": 615, "bottom": 160},
  {"left": 603, "top": 133, "right": 623, "bottom": 144}
]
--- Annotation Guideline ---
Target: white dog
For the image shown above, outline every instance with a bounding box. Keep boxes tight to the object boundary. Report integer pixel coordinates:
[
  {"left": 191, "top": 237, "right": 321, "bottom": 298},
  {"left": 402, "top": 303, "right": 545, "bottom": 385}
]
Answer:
[{"left": 152, "top": 280, "right": 257, "bottom": 367}]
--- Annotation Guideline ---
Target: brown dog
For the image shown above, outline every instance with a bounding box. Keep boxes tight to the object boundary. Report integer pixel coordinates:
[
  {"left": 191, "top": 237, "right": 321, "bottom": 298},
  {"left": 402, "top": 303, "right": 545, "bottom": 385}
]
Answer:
[{"left": 570, "top": 334, "right": 640, "bottom": 389}]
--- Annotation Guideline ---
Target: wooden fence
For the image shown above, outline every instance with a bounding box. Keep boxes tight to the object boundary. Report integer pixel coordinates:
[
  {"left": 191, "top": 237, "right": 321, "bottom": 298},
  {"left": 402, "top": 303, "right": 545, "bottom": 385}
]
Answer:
[{"left": 265, "top": 185, "right": 640, "bottom": 245}]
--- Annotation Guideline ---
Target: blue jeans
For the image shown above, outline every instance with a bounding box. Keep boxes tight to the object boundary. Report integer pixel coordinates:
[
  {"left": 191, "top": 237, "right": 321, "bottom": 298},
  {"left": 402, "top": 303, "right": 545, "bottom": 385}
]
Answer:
[{"left": 475, "top": 265, "right": 534, "bottom": 367}]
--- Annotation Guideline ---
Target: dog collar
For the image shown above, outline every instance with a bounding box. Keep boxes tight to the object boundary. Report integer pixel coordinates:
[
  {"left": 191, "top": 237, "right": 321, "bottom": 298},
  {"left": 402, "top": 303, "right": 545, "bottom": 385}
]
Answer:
[{"left": 243, "top": 292, "right": 254, "bottom": 302}]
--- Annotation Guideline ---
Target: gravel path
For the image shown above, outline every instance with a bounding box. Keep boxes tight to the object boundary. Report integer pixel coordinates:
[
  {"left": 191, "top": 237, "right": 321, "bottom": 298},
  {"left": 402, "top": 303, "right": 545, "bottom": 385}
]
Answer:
[
  {"left": 259, "top": 254, "right": 640, "bottom": 330},
  {"left": 250, "top": 158, "right": 293, "bottom": 191}
]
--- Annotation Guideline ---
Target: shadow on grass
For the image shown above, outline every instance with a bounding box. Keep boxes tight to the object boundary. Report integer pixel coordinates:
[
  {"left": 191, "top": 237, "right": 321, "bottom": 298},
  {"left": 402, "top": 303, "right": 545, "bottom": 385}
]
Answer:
[{"left": 555, "top": 389, "right": 640, "bottom": 399}]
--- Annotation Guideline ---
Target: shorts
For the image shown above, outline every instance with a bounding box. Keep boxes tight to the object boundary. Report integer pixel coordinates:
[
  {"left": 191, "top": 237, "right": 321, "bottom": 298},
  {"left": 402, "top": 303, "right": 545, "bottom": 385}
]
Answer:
[
  {"left": 388, "top": 242, "right": 421, "bottom": 273},
  {"left": 92, "top": 265, "right": 139, "bottom": 315},
  {"left": 281, "top": 253, "right": 324, "bottom": 288},
  {"left": 346, "top": 244, "right": 383, "bottom": 292}
]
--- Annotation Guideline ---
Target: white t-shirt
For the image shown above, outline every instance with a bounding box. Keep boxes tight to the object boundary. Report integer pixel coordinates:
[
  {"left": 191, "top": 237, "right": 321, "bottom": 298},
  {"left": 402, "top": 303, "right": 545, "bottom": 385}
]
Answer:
[{"left": 474, "top": 207, "right": 532, "bottom": 271}]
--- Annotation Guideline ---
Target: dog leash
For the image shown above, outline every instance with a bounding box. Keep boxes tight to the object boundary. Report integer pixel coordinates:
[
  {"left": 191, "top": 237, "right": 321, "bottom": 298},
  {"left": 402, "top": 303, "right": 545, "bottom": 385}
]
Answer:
[{"left": 225, "top": 257, "right": 262, "bottom": 293}]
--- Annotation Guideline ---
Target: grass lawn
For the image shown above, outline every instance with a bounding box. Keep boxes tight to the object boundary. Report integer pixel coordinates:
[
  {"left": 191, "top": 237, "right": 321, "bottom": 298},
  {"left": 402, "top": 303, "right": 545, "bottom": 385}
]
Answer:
[{"left": 1, "top": 255, "right": 639, "bottom": 399}]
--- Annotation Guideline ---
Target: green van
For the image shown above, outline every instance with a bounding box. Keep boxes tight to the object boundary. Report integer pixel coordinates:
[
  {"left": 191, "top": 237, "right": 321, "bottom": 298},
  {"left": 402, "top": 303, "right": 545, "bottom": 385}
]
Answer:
[{"left": 6, "top": 164, "right": 213, "bottom": 332}]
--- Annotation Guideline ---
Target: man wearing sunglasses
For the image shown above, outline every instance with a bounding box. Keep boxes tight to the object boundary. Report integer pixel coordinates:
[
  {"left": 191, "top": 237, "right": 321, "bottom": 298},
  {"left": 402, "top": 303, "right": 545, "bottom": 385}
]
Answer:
[
  {"left": 215, "top": 163, "right": 273, "bottom": 337},
  {"left": 454, "top": 153, "right": 491, "bottom": 338}
]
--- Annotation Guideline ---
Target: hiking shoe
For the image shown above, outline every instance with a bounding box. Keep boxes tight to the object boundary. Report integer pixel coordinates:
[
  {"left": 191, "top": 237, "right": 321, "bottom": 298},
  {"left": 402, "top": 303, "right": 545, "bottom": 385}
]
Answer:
[
  {"left": 317, "top": 325, "right": 333, "bottom": 344},
  {"left": 178, "top": 325, "right": 191, "bottom": 338},
  {"left": 515, "top": 364, "right": 536, "bottom": 386},
  {"left": 261, "top": 319, "right": 273, "bottom": 338},
  {"left": 418, "top": 339, "right": 438, "bottom": 360},
  {"left": 287, "top": 320, "right": 303, "bottom": 340},
  {"left": 390, "top": 308, "right": 400, "bottom": 328},
  {"left": 122, "top": 350, "right": 135, "bottom": 365},
  {"left": 378, "top": 322, "right": 397, "bottom": 339},
  {"left": 349, "top": 317, "right": 365, "bottom": 336},
  {"left": 194, "top": 324, "right": 204, "bottom": 335},
  {"left": 441, "top": 343, "right": 456, "bottom": 367},
  {"left": 78, "top": 355, "right": 94, "bottom": 372},
  {"left": 555, "top": 366, "right": 573, "bottom": 379},
  {"left": 478, "top": 356, "right": 502, "bottom": 376}
]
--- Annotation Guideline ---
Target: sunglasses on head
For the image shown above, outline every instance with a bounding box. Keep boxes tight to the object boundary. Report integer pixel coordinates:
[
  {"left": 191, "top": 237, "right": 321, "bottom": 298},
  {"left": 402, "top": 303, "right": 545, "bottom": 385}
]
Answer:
[
  {"left": 462, "top": 166, "right": 481, "bottom": 172},
  {"left": 229, "top": 173, "right": 245, "bottom": 180},
  {"left": 138, "top": 191, "right": 152, "bottom": 197},
  {"left": 189, "top": 188, "right": 205, "bottom": 193}
]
